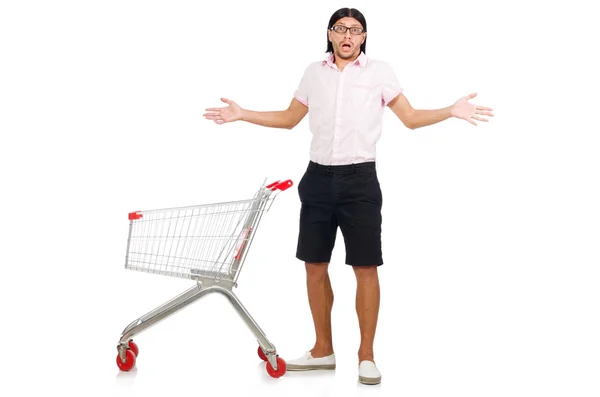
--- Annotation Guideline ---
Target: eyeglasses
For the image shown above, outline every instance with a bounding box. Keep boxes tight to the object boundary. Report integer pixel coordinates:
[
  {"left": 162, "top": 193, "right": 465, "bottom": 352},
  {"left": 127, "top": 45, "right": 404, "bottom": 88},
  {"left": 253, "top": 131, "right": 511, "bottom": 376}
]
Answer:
[{"left": 330, "top": 25, "right": 364, "bottom": 35}]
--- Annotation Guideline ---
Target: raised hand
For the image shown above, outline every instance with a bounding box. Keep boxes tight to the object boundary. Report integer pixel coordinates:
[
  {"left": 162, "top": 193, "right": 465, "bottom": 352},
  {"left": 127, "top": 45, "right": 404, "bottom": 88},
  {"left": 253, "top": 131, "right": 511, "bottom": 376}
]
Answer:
[
  {"left": 203, "top": 98, "right": 243, "bottom": 124},
  {"left": 451, "top": 92, "right": 494, "bottom": 126}
]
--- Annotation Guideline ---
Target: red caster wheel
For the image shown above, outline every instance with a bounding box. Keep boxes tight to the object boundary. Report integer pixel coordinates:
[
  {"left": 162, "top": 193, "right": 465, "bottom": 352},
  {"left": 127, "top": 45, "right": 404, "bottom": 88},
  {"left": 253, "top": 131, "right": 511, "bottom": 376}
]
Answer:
[
  {"left": 257, "top": 346, "right": 267, "bottom": 361},
  {"left": 266, "top": 357, "right": 287, "bottom": 378},
  {"left": 116, "top": 349, "right": 136, "bottom": 371},
  {"left": 128, "top": 340, "right": 139, "bottom": 357}
]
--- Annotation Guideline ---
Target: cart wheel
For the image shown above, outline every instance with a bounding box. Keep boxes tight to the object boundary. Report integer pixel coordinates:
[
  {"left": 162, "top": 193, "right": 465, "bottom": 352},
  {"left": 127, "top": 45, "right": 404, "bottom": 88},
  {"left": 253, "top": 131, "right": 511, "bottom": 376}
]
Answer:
[
  {"left": 257, "top": 346, "right": 267, "bottom": 361},
  {"left": 116, "top": 349, "right": 136, "bottom": 371},
  {"left": 128, "top": 340, "right": 139, "bottom": 357},
  {"left": 266, "top": 357, "right": 287, "bottom": 378}
]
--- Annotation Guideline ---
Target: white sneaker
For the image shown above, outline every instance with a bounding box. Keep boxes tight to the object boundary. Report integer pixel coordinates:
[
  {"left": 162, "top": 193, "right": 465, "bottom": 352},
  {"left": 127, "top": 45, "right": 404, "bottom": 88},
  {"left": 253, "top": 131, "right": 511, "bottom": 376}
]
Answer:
[
  {"left": 286, "top": 351, "right": 336, "bottom": 371},
  {"left": 358, "top": 360, "right": 381, "bottom": 385}
]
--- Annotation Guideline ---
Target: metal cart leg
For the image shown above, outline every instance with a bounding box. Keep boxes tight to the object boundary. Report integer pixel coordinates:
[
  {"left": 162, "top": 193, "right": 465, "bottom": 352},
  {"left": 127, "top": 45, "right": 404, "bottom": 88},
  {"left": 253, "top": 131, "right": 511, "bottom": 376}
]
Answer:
[
  {"left": 210, "top": 285, "right": 280, "bottom": 371},
  {"left": 117, "top": 283, "right": 212, "bottom": 362}
]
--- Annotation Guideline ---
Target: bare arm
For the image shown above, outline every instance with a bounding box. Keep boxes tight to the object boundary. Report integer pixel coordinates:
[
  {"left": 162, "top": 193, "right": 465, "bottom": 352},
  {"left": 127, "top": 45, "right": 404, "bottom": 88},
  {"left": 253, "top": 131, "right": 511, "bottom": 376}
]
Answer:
[
  {"left": 388, "top": 92, "right": 494, "bottom": 129},
  {"left": 241, "top": 98, "right": 308, "bottom": 129},
  {"left": 204, "top": 97, "right": 308, "bottom": 130},
  {"left": 388, "top": 93, "right": 451, "bottom": 130}
]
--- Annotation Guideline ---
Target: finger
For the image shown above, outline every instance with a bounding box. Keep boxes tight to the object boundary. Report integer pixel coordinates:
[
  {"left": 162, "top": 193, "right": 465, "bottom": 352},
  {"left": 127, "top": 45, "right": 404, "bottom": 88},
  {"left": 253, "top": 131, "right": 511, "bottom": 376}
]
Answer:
[
  {"left": 472, "top": 116, "right": 488, "bottom": 122},
  {"left": 466, "top": 92, "right": 477, "bottom": 99},
  {"left": 475, "top": 105, "right": 493, "bottom": 111},
  {"left": 220, "top": 97, "right": 232, "bottom": 104},
  {"left": 204, "top": 114, "right": 222, "bottom": 120},
  {"left": 205, "top": 107, "right": 224, "bottom": 111},
  {"left": 477, "top": 111, "right": 494, "bottom": 117}
]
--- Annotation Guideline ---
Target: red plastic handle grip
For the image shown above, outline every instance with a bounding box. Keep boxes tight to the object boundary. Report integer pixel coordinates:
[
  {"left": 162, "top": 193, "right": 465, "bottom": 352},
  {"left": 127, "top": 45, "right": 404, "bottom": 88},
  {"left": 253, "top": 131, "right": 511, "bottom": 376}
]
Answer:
[
  {"left": 267, "top": 179, "right": 293, "bottom": 191},
  {"left": 128, "top": 211, "right": 143, "bottom": 220}
]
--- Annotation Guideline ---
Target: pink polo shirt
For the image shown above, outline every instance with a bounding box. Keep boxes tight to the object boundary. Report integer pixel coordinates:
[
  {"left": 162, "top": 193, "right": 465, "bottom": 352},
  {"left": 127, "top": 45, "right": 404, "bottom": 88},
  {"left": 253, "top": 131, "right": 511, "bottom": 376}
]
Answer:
[{"left": 294, "top": 51, "right": 403, "bottom": 166}]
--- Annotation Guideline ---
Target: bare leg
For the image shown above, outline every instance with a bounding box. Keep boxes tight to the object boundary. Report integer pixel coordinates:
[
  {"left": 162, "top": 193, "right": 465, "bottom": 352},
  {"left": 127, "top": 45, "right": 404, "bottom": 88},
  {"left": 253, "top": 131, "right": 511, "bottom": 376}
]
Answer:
[
  {"left": 353, "top": 265, "right": 380, "bottom": 363},
  {"left": 305, "top": 262, "right": 335, "bottom": 357}
]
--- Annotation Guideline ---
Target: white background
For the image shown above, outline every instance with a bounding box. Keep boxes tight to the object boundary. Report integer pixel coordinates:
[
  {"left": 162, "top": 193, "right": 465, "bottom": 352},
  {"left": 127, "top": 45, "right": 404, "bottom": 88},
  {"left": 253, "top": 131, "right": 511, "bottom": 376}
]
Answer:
[{"left": 1, "top": 0, "right": 599, "bottom": 396}]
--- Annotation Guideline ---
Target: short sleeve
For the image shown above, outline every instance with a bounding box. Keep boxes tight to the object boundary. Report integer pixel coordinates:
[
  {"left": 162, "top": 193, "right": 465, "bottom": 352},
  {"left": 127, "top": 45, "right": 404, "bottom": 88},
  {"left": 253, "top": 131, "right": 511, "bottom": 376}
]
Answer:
[
  {"left": 294, "top": 64, "right": 311, "bottom": 107},
  {"left": 381, "top": 63, "right": 403, "bottom": 106}
]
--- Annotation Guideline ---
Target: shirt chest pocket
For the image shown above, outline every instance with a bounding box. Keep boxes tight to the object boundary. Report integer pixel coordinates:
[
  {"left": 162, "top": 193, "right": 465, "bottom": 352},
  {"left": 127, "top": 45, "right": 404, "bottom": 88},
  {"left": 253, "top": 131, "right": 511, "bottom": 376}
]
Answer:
[{"left": 350, "top": 83, "right": 379, "bottom": 110}]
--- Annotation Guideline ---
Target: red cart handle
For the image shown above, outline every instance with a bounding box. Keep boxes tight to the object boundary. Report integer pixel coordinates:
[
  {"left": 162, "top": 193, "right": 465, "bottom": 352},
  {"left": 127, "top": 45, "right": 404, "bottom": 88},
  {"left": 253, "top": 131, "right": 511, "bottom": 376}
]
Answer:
[
  {"left": 129, "top": 211, "right": 143, "bottom": 220},
  {"left": 129, "top": 180, "right": 293, "bottom": 220},
  {"left": 266, "top": 179, "right": 293, "bottom": 191}
]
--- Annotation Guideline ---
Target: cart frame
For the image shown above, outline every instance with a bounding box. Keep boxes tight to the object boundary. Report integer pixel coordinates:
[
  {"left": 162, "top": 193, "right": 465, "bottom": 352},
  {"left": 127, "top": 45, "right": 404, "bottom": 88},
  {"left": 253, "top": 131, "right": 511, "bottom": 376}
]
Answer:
[{"left": 115, "top": 179, "right": 293, "bottom": 377}]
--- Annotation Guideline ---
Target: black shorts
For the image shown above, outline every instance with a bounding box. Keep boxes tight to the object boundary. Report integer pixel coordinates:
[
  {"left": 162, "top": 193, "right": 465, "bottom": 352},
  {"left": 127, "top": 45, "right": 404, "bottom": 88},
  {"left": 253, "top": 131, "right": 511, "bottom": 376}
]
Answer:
[{"left": 295, "top": 160, "right": 383, "bottom": 266}]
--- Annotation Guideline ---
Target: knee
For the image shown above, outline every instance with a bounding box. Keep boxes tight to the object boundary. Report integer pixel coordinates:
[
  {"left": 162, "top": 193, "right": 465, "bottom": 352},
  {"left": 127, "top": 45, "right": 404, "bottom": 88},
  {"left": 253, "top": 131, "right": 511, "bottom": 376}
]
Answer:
[
  {"left": 305, "top": 262, "right": 329, "bottom": 281},
  {"left": 353, "top": 265, "right": 378, "bottom": 280}
]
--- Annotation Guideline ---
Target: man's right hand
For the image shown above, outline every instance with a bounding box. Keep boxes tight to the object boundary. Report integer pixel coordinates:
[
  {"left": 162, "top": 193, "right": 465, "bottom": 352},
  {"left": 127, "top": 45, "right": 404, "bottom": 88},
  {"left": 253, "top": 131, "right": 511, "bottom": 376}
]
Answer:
[{"left": 203, "top": 98, "right": 243, "bottom": 124}]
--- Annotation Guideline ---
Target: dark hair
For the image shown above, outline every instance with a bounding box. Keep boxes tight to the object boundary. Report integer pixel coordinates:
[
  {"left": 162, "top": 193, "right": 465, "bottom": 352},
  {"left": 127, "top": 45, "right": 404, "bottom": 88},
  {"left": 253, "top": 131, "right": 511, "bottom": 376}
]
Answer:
[{"left": 326, "top": 8, "right": 367, "bottom": 54}]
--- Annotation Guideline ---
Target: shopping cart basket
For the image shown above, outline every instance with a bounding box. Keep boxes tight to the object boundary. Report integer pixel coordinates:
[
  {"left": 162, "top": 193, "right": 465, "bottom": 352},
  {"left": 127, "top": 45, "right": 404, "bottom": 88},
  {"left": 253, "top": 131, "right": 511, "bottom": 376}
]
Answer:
[{"left": 115, "top": 179, "right": 293, "bottom": 378}]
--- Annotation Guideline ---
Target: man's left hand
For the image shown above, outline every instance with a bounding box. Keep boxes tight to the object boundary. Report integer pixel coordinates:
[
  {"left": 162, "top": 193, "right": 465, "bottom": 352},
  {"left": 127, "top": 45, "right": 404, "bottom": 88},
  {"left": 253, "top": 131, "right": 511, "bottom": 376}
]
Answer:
[{"left": 451, "top": 92, "right": 494, "bottom": 126}]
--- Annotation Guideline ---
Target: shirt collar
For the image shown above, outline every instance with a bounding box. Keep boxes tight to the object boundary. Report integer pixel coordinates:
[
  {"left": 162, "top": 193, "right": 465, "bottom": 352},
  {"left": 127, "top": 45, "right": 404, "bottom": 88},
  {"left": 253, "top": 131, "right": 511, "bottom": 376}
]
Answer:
[{"left": 322, "top": 51, "right": 368, "bottom": 69}]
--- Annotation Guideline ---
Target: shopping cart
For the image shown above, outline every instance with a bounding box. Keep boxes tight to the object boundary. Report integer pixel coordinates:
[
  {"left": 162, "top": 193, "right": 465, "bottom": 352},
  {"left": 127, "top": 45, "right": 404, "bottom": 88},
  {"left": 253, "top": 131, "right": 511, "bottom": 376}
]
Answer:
[{"left": 115, "top": 178, "right": 293, "bottom": 378}]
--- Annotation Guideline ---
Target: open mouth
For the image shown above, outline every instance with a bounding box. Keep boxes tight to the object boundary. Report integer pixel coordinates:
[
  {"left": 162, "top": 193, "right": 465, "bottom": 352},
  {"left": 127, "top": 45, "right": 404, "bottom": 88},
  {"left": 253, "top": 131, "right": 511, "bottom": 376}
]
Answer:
[{"left": 341, "top": 43, "right": 352, "bottom": 50}]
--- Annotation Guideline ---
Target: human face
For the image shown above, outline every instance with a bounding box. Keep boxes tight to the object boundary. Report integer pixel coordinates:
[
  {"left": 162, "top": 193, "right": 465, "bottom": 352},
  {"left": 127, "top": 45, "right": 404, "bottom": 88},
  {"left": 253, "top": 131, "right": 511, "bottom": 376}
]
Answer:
[{"left": 327, "top": 17, "right": 366, "bottom": 60}]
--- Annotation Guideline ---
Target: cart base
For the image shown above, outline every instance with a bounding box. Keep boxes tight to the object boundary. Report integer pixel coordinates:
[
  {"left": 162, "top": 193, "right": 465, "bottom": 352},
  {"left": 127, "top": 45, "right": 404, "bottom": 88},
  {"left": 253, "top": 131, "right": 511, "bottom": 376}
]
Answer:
[{"left": 116, "top": 278, "right": 286, "bottom": 377}]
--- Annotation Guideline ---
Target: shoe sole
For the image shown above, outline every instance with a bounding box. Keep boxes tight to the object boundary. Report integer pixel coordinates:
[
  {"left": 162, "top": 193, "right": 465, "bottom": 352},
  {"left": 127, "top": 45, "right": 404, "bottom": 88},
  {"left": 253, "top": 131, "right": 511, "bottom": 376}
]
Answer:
[
  {"left": 359, "top": 375, "right": 381, "bottom": 385},
  {"left": 286, "top": 364, "right": 336, "bottom": 371}
]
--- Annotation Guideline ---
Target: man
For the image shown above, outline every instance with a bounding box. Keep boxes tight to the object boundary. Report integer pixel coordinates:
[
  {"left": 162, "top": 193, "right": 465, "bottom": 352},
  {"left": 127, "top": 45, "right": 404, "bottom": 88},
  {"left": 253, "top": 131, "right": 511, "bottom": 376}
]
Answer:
[{"left": 203, "top": 7, "right": 493, "bottom": 385}]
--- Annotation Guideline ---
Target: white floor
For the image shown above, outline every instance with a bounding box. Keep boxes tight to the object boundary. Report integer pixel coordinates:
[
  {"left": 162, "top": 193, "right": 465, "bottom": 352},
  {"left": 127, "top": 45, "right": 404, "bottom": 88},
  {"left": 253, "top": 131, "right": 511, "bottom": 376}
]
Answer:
[{"left": 6, "top": 245, "right": 598, "bottom": 397}]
